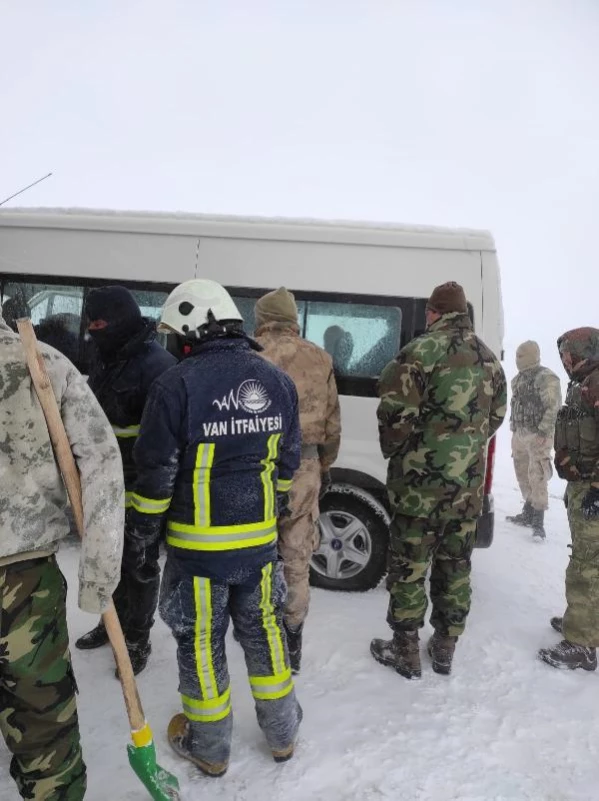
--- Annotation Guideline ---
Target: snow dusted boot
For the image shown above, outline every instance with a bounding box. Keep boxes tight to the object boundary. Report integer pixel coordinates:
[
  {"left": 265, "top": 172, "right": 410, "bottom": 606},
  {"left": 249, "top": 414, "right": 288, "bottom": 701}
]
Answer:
[
  {"left": 537, "top": 640, "right": 597, "bottom": 672},
  {"left": 531, "top": 509, "right": 546, "bottom": 540},
  {"left": 75, "top": 621, "right": 109, "bottom": 650},
  {"left": 115, "top": 636, "right": 151, "bottom": 678},
  {"left": 370, "top": 631, "right": 421, "bottom": 680},
  {"left": 427, "top": 633, "right": 457, "bottom": 675},
  {"left": 167, "top": 714, "right": 228, "bottom": 777},
  {"left": 506, "top": 501, "right": 534, "bottom": 527},
  {"left": 284, "top": 622, "right": 303, "bottom": 675},
  {"left": 550, "top": 616, "right": 563, "bottom": 634}
]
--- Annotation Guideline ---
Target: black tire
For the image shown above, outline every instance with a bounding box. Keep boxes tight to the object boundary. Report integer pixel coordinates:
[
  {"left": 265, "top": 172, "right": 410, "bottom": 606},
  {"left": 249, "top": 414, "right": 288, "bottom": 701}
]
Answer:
[{"left": 309, "top": 487, "right": 389, "bottom": 592}]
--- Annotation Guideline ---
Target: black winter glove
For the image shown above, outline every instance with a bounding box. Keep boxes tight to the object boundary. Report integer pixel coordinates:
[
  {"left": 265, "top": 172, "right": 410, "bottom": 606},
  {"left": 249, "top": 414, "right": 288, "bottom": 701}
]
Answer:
[
  {"left": 277, "top": 492, "right": 291, "bottom": 520},
  {"left": 581, "top": 487, "right": 599, "bottom": 520},
  {"left": 319, "top": 470, "right": 332, "bottom": 501}
]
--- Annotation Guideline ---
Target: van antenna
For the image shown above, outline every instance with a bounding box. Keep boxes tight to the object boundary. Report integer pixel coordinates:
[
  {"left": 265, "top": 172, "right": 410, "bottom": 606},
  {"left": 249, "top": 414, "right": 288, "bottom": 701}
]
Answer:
[{"left": 0, "top": 172, "right": 53, "bottom": 207}]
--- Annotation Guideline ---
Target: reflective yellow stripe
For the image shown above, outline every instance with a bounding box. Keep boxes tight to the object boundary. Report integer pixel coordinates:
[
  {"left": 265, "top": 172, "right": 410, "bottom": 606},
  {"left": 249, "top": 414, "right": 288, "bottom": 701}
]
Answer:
[
  {"left": 112, "top": 424, "right": 140, "bottom": 438},
  {"left": 166, "top": 519, "right": 277, "bottom": 551},
  {"left": 249, "top": 668, "right": 293, "bottom": 701},
  {"left": 276, "top": 478, "right": 292, "bottom": 493},
  {"left": 193, "top": 444, "right": 215, "bottom": 528},
  {"left": 182, "top": 687, "right": 231, "bottom": 722},
  {"left": 260, "top": 563, "right": 286, "bottom": 677},
  {"left": 131, "top": 722, "right": 153, "bottom": 748},
  {"left": 260, "top": 434, "right": 281, "bottom": 522},
  {"left": 125, "top": 491, "right": 134, "bottom": 509},
  {"left": 131, "top": 493, "right": 172, "bottom": 515},
  {"left": 193, "top": 577, "right": 218, "bottom": 702}
]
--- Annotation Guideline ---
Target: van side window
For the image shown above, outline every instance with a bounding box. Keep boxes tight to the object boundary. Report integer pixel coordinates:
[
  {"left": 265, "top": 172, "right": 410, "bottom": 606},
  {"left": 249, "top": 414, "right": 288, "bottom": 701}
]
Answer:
[
  {"left": 305, "top": 301, "right": 402, "bottom": 379},
  {"left": 0, "top": 279, "right": 170, "bottom": 371},
  {"left": 1, "top": 281, "right": 84, "bottom": 337}
]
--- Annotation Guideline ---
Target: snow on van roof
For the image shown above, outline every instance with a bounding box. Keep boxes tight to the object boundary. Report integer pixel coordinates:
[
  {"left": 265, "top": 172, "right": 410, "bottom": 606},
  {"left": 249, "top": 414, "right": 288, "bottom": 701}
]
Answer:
[{"left": 0, "top": 207, "right": 496, "bottom": 250}]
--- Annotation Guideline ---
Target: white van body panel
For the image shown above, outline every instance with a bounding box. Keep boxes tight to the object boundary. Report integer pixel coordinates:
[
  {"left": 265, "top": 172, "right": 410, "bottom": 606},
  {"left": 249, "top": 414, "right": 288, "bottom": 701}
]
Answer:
[{"left": 0, "top": 207, "right": 503, "bottom": 517}]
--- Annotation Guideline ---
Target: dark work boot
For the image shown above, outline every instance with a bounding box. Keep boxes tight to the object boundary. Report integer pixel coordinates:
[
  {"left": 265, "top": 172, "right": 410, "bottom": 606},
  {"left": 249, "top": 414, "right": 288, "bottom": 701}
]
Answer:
[
  {"left": 115, "top": 635, "right": 151, "bottom": 679},
  {"left": 75, "top": 621, "right": 109, "bottom": 650},
  {"left": 538, "top": 640, "right": 597, "bottom": 671},
  {"left": 532, "top": 509, "right": 547, "bottom": 540},
  {"left": 506, "top": 501, "right": 534, "bottom": 527},
  {"left": 531, "top": 509, "right": 546, "bottom": 540},
  {"left": 550, "top": 616, "right": 563, "bottom": 634},
  {"left": 427, "top": 633, "right": 458, "bottom": 675},
  {"left": 284, "top": 622, "right": 303, "bottom": 675},
  {"left": 370, "top": 631, "right": 421, "bottom": 679}
]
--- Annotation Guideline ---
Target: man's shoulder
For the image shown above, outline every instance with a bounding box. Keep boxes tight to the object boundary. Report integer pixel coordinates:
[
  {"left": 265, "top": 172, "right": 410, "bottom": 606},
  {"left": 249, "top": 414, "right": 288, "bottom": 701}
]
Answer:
[
  {"left": 398, "top": 330, "right": 450, "bottom": 367},
  {"left": 537, "top": 365, "right": 560, "bottom": 382}
]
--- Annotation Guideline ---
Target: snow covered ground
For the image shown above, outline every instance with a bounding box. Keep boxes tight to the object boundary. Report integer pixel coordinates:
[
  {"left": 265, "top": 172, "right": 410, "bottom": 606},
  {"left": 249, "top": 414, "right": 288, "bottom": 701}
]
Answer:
[{"left": 2, "top": 443, "right": 598, "bottom": 801}]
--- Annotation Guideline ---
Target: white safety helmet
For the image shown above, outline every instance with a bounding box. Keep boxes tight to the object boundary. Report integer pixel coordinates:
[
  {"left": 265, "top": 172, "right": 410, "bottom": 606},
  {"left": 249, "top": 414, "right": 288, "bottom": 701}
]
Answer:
[{"left": 158, "top": 279, "right": 243, "bottom": 338}]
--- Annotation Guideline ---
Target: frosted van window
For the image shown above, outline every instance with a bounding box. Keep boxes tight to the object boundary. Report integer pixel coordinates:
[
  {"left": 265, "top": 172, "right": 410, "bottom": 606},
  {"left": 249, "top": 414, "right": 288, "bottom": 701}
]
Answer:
[{"left": 305, "top": 301, "right": 402, "bottom": 378}]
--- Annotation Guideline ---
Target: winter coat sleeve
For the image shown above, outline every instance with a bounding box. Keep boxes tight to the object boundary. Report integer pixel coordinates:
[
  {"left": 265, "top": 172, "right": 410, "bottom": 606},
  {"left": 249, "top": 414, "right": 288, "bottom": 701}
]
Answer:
[
  {"left": 488, "top": 363, "right": 508, "bottom": 439},
  {"left": 57, "top": 362, "right": 125, "bottom": 615},
  {"left": 509, "top": 374, "right": 518, "bottom": 432},
  {"left": 581, "top": 373, "right": 599, "bottom": 487},
  {"left": 376, "top": 349, "right": 427, "bottom": 460},
  {"left": 276, "top": 376, "right": 301, "bottom": 492},
  {"left": 140, "top": 345, "right": 177, "bottom": 398},
  {"left": 129, "top": 379, "right": 183, "bottom": 544},
  {"left": 536, "top": 371, "right": 562, "bottom": 438},
  {"left": 319, "top": 366, "right": 341, "bottom": 472}
]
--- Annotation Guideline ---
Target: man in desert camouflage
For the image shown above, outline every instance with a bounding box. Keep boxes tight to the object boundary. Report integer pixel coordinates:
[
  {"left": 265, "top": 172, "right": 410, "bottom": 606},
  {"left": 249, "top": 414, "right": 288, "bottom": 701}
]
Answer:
[
  {"left": 0, "top": 312, "right": 124, "bottom": 800},
  {"left": 371, "top": 282, "right": 507, "bottom": 679},
  {"left": 506, "top": 341, "right": 561, "bottom": 539},
  {"left": 255, "top": 288, "right": 341, "bottom": 673},
  {"left": 539, "top": 328, "right": 599, "bottom": 671}
]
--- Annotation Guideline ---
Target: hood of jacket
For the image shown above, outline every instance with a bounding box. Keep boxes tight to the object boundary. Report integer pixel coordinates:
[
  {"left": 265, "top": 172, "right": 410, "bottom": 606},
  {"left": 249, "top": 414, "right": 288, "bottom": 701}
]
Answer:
[{"left": 558, "top": 327, "right": 599, "bottom": 380}]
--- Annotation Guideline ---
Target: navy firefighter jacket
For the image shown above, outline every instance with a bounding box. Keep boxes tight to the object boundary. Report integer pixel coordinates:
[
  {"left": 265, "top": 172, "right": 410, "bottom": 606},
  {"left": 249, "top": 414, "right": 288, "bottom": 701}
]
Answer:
[{"left": 129, "top": 337, "right": 301, "bottom": 579}]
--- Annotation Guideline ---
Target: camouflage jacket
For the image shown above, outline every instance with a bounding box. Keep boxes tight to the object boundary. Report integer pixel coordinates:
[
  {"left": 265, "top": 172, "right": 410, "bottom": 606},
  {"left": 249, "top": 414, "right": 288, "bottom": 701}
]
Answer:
[
  {"left": 377, "top": 312, "right": 507, "bottom": 519},
  {"left": 256, "top": 322, "right": 341, "bottom": 471},
  {"left": 510, "top": 365, "right": 561, "bottom": 436},
  {"left": 554, "top": 328, "right": 599, "bottom": 484},
  {"left": 0, "top": 318, "right": 125, "bottom": 613}
]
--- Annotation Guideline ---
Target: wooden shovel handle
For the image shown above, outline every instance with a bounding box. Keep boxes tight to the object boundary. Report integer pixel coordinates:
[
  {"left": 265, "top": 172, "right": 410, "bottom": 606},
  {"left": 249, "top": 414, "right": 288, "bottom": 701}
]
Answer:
[{"left": 17, "top": 319, "right": 146, "bottom": 734}]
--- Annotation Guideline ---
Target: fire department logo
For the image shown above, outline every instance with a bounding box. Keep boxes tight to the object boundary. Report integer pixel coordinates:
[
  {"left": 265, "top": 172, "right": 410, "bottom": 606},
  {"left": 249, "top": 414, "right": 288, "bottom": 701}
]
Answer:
[
  {"left": 212, "top": 380, "right": 272, "bottom": 414},
  {"left": 238, "top": 380, "right": 271, "bottom": 414}
]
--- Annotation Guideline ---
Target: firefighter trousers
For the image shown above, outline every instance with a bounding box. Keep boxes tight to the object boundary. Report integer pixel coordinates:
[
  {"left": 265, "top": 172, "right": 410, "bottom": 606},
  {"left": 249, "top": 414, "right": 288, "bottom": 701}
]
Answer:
[{"left": 159, "top": 557, "right": 302, "bottom": 765}]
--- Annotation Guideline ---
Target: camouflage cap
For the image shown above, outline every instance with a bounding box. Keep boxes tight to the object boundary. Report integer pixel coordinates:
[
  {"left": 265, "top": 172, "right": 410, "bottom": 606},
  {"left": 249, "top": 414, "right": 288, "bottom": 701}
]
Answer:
[
  {"left": 426, "top": 282, "right": 468, "bottom": 315},
  {"left": 255, "top": 287, "right": 298, "bottom": 327}
]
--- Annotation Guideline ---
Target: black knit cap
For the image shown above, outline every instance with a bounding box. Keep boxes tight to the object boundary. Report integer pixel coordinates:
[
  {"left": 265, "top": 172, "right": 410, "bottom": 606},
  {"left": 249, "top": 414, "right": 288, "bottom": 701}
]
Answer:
[{"left": 85, "top": 286, "right": 142, "bottom": 325}]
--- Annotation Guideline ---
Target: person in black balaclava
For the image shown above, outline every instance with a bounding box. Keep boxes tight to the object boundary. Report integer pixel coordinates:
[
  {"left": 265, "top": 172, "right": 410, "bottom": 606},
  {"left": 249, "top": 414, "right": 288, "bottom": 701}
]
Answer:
[{"left": 75, "top": 285, "right": 177, "bottom": 676}]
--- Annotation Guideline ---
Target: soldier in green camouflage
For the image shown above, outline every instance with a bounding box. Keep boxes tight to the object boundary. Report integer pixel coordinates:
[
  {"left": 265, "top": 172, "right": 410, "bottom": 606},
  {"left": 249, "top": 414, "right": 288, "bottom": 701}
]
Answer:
[
  {"left": 0, "top": 313, "right": 125, "bottom": 799},
  {"left": 370, "top": 282, "right": 507, "bottom": 679},
  {"left": 539, "top": 328, "right": 599, "bottom": 671}
]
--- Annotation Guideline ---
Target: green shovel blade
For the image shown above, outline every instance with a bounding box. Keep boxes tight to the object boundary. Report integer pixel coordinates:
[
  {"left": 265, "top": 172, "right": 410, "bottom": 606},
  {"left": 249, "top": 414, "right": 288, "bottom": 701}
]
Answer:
[{"left": 127, "top": 742, "right": 181, "bottom": 801}]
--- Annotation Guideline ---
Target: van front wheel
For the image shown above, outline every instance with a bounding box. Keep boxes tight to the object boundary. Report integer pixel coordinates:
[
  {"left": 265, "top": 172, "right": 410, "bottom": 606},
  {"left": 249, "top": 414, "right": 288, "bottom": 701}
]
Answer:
[{"left": 309, "top": 486, "right": 390, "bottom": 592}]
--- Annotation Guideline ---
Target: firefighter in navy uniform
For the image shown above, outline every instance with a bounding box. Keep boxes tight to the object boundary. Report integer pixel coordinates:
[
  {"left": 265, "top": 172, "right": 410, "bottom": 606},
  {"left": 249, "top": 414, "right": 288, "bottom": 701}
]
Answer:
[
  {"left": 75, "top": 286, "right": 176, "bottom": 675},
  {"left": 127, "top": 279, "right": 303, "bottom": 777}
]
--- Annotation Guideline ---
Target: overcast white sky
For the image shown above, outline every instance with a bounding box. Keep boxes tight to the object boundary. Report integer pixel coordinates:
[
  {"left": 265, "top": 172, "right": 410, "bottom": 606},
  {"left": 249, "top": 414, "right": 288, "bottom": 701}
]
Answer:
[{"left": 2, "top": 0, "right": 598, "bottom": 376}]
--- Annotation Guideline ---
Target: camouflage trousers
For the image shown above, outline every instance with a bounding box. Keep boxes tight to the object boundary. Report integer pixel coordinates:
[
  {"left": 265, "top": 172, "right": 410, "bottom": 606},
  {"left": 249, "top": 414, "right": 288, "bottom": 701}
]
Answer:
[
  {"left": 562, "top": 481, "right": 599, "bottom": 648},
  {"left": 0, "top": 556, "right": 86, "bottom": 800},
  {"left": 278, "top": 457, "right": 322, "bottom": 629},
  {"left": 386, "top": 514, "right": 477, "bottom": 637},
  {"left": 512, "top": 430, "right": 553, "bottom": 511}
]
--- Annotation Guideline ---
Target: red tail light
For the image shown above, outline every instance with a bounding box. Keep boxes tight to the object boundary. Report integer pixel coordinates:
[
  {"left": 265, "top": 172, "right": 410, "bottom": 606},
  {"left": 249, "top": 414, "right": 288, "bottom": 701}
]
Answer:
[{"left": 484, "top": 435, "right": 496, "bottom": 495}]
